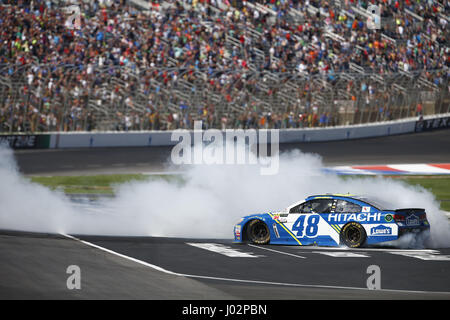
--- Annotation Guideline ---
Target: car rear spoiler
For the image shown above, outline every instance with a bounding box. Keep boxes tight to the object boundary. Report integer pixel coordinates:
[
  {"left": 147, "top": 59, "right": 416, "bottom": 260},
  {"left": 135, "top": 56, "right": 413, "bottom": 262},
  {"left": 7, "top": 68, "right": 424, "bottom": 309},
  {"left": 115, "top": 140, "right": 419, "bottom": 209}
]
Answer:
[{"left": 394, "top": 208, "right": 425, "bottom": 212}]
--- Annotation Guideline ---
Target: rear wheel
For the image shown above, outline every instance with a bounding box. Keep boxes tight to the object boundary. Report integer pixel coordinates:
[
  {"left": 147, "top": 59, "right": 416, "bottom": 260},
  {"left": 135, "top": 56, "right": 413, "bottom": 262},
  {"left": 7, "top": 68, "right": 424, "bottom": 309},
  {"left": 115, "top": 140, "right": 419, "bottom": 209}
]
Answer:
[
  {"left": 247, "top": 220, "right": 270, "bottom": 245},
  {"left": 340, "top": 222, "right": 366, "bottom": 248}
]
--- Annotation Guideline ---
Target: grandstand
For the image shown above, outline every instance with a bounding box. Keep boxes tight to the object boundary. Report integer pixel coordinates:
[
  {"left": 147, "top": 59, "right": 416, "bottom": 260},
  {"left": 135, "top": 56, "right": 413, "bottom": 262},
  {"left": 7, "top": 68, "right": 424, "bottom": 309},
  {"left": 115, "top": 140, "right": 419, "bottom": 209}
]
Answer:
[{"left": 0, "top": 0, "right": 448, "bottom": 133}]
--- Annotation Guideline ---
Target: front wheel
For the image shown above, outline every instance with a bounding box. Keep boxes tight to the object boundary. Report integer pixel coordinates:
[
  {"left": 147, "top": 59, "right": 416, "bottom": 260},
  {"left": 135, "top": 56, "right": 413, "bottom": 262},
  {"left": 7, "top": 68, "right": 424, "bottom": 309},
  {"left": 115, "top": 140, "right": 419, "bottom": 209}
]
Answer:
[
  {"left": 247, "top": 220, "right": 270, "bottom": 245},
  {"left": 340, "top": 222, "right": 366, "bottom": 248}
]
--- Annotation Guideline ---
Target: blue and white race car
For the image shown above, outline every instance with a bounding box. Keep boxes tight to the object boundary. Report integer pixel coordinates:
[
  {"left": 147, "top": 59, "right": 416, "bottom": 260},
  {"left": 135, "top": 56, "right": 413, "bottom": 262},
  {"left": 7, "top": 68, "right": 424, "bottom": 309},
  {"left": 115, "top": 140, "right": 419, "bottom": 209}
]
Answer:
[{"left": 234, "top": 194, "right": 430, "bottom": 248}]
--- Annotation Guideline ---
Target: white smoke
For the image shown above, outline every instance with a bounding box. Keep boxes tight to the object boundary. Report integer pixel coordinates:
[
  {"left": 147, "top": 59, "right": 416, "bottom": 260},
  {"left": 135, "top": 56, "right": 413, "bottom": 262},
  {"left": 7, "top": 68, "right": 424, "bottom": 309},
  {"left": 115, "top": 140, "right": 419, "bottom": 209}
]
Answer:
[
  {"left": 0, "top": 145, "right": 71, "bottom": 234},
  {"left": 0, "top": 144, "right": 449, "bottom": 248}
]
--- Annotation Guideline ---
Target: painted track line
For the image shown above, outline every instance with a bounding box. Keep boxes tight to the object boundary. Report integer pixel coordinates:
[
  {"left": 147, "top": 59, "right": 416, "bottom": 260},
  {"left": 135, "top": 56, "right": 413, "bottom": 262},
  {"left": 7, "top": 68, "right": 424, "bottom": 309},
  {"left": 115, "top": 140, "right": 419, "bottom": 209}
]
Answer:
[
  {"left": 248, "top": 244, "right": 306, "bottom": 259},
  {"left": 62, "top": 234, "right": 179, "bottom": 276},
  {"left": 187, "top": 242, "right": 263, "bottom": 257},
  {"left": 61, "top": 234, "right": 450, "bottom": 296},
  {"left": 284, "top": 246, "right": 440, "bottom": 253}
]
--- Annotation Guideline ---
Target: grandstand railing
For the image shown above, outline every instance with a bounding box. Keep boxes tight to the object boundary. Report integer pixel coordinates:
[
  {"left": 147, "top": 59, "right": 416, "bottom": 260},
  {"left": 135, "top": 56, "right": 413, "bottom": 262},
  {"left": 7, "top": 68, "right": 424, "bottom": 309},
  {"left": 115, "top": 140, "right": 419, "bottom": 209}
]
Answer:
[{"left": 0, "top": 64, "right": 448, "bottom": 133}]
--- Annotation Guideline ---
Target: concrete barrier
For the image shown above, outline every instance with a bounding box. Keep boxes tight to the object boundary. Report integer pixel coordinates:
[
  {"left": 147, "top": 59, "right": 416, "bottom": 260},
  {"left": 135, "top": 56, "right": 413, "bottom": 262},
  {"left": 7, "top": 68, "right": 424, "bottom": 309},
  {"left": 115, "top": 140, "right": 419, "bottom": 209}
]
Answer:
[
  {"left": 2, "top": 113, "right": 449, "bottom": 149},
  {"left": 279, "top": 118, "right": 417, "bottom": 143},
  {"left": 50, "top": 131, "right": 175, "bottom": 148}
]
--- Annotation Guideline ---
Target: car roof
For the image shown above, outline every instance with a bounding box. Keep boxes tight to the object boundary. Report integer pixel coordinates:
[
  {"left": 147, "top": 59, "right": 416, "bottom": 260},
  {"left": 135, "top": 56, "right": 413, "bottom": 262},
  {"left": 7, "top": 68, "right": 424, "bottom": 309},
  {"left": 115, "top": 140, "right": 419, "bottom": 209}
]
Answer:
[{"left": 305, "top": 194, "right": 396, "bottom": 210}]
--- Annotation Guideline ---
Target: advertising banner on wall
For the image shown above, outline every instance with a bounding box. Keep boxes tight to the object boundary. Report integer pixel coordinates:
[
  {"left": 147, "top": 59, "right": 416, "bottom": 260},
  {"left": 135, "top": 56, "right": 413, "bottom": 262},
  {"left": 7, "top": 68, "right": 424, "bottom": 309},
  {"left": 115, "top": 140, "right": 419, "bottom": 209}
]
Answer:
[
  {"left": 415, "top": 116, "right": 450, "bottom": 132},
  {"left": 0, "top": 135, "right": 51, "bottom": 149}
]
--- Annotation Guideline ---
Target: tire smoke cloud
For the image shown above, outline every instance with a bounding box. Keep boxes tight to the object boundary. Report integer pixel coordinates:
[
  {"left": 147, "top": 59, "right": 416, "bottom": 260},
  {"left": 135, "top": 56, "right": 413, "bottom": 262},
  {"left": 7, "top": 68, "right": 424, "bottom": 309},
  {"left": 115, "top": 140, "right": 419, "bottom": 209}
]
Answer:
[{"left": 0, "top": 144, "right": 449, "bottom": 248}]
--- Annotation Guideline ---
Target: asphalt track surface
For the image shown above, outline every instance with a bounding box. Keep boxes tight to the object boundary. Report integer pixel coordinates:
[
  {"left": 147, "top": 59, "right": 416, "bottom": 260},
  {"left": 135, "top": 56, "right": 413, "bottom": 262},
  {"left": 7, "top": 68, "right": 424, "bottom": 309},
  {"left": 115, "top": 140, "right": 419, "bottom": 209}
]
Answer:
[
  {"left": 1, "top": 231, "right": 449, "bottom": 299},
  {"left": 13, "top": 129, "right": 450, "bottom": 175},
  {"left": 2, "top": 129, "right": 450, "bottom": 300}
]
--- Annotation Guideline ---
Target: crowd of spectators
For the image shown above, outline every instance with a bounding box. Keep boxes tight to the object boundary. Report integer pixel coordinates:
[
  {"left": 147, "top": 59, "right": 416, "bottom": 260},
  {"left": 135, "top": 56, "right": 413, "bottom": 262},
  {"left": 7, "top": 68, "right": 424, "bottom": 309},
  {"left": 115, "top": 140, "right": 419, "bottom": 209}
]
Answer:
[{"left": 0, "top": 0, "right": 448, "bottom": 132}]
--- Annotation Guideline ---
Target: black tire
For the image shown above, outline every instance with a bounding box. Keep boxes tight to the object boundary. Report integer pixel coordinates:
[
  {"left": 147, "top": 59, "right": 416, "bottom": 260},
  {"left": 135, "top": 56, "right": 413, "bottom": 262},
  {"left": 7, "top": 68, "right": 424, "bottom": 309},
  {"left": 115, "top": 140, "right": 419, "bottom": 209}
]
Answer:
[
  {"left": 340, "top": 222, "right": 367, "bottom": 248},
  {"left": 247, "top": 220, "right": 270, "bottom": 245}
]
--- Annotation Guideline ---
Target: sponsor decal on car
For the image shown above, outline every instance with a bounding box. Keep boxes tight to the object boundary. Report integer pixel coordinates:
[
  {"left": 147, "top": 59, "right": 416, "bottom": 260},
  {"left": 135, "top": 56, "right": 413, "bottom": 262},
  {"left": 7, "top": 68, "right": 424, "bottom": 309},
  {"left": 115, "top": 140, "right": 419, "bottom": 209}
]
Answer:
[
  {"left": 234, "top": 225, "right": 241, "bottom": 238},
  {"left": 370, "top": 225, "right": 392, "bottom": 236},
  {"left": 272, "top": 214, "right": 287, "bottom": 223},
  {"left": 406, "top": 214, "right": 420, "bottom": 226},
  {"left": 272, "top": 224, "right": 280, "bottom": 238},
  {"left": 327, "top": 212, "right": 381, "bottom": 223}
]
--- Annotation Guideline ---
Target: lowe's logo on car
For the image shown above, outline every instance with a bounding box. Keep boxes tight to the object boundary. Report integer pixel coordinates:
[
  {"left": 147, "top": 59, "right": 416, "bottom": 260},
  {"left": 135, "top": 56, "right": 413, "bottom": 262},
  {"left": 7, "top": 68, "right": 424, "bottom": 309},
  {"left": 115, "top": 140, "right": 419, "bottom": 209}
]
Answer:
[
  {"left": 327, "top": 212, "right": 381, "bottom": 223},
  {"left": 406, "top": 215, "right": 420, "bottom": 226},
  {"left": 370, "top": 225, "right": 392, "bottom": 236}
]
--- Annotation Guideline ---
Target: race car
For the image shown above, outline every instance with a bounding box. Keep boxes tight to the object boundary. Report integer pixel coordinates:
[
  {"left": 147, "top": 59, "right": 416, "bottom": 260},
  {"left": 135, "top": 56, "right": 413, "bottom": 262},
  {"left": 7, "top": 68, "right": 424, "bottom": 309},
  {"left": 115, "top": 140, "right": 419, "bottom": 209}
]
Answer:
[{"left": 234, "top": 194, "right": 430, "bottom": 248}]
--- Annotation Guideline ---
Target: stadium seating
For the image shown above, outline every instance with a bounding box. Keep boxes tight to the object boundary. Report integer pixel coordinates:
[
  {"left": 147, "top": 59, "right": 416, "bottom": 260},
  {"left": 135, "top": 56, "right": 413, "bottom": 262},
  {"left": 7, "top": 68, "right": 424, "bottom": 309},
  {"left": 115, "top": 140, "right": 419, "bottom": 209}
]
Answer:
[{"left": 0, "top": 0, "right": 448, "bottom": 132}]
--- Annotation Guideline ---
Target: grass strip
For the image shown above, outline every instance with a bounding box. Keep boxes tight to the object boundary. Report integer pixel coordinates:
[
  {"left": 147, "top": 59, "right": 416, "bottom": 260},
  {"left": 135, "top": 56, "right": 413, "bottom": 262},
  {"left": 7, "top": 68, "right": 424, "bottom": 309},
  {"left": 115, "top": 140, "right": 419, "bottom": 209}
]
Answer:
[
  {"left": 29, "top": 174, "right": 181, "bottom": 195},
  {"left": 29, "top": 174, "right": 450, "bottom": 211}
]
